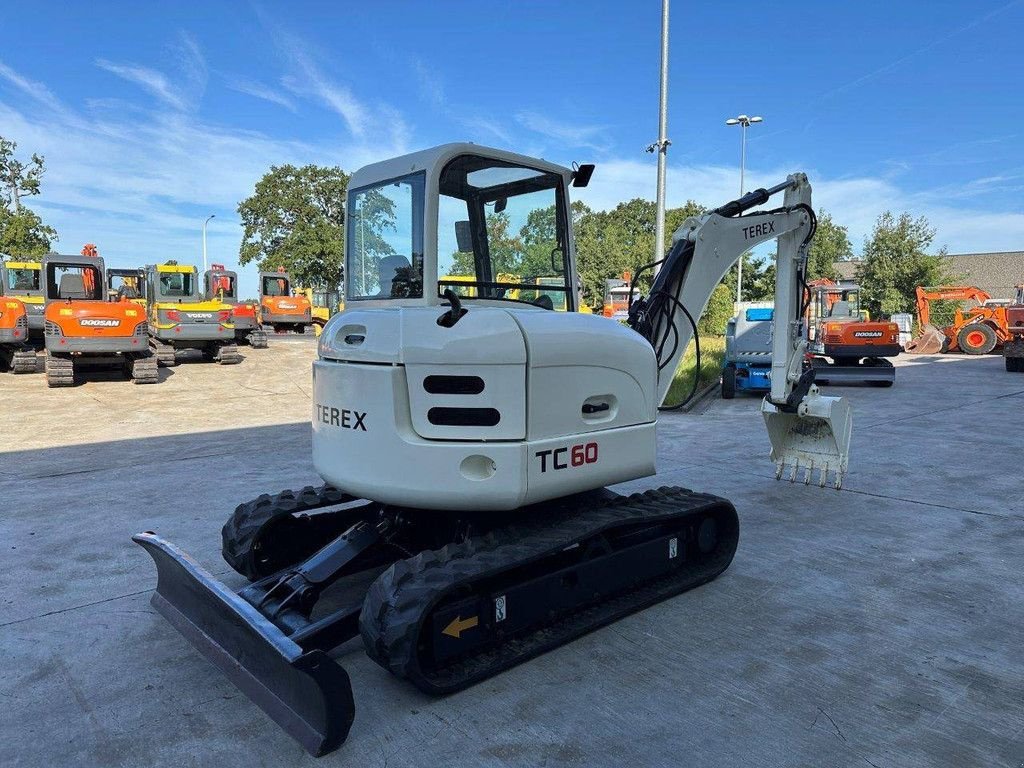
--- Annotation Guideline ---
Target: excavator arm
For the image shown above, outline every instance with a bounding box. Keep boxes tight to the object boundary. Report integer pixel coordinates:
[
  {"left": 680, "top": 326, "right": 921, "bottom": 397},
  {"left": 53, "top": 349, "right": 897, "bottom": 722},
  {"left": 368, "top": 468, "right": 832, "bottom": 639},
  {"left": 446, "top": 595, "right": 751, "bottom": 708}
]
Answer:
[{"left": 629, "top": 174, "right": 852, "bottom": 487}]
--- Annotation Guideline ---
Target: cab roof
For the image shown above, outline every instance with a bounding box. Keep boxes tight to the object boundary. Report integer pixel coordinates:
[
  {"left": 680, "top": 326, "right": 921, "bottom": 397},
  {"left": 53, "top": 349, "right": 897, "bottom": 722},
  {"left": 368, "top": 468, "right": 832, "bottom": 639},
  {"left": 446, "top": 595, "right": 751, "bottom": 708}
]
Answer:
[{"left": 348, "top": 142, "right": 573, "bottom": 191}]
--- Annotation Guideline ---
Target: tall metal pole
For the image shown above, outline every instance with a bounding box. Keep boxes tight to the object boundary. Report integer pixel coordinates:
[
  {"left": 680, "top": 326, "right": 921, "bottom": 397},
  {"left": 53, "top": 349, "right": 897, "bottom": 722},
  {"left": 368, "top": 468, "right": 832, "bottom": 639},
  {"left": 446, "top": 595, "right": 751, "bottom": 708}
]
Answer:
[
  {"left": 649, "top": 0, "right": 671, "bottom": 273},
  {"left": 202, "top": 214, "right": 215, "bottom": 274},
  {"left": 725, "top": 114, "right": 762, "bottom": 302},
  {"left": 737, "top": 124, "right": 745, "bottom": 302}
]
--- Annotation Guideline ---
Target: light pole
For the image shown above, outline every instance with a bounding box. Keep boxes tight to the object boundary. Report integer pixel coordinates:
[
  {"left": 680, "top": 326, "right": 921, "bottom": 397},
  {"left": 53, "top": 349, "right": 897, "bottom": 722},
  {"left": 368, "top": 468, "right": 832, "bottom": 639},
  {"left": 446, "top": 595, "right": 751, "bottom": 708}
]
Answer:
[
  {"left": 202, "top": 214, "right": 216, "bottom": 274},
  {"left": 725, "top": 114, "right": 762, "bottom": 302},
  {"left": 645, "top": 0, "right": 671, "bottom": 273}
]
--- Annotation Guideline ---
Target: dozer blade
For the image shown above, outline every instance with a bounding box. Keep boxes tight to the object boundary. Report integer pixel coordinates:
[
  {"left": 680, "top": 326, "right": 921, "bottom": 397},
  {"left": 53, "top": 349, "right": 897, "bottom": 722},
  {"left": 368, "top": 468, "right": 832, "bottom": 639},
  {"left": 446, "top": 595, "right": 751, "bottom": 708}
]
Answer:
[
  {"left": 132, "top": 532, "right": 355, "bottom": 756},
  {"left": 905, "top": 324, "right": 946, "bottom": 354},
  {"left": 761, "top": 387, "right": 852, "bottom": 489}
]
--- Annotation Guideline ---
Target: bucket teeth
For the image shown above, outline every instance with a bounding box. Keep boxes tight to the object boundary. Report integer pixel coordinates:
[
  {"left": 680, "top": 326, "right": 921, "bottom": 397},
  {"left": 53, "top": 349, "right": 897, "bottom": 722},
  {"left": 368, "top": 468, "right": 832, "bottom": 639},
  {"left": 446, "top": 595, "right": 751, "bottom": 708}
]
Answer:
[{"left": 772, "top": 460, "right": 844, "bottom": 491}]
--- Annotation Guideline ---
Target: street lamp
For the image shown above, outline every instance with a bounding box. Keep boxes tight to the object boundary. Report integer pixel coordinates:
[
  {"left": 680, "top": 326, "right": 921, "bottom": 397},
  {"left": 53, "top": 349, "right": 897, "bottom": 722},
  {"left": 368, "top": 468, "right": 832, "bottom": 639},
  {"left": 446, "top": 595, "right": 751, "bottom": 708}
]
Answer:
[
  {"left": 202, "top": 214, "right": 216, "bottom": 273},
  {"left": 725, "top": 114, "right": 763, "bottom": 302}
]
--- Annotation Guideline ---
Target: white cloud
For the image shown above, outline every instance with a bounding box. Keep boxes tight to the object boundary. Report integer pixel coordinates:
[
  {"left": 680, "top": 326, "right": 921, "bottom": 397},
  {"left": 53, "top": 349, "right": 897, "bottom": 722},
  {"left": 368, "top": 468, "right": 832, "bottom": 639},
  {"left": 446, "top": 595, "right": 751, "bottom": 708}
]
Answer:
[
  {"left": 94, "top": 32, "right": 206, "bottom": 113},
  {"left": 412, "top": 59, "right": 445, "bottom": 111},
  {"left": 0, "top": 61, "right": 64, "bottom": 114},
  {"left": 224, "top": 76, "right": 297, "bottom": 112},
  {"left": 280, "top": 59, "right": 367, "bottom": 138},
  {"left": 515, "top": 111, "right": 611, "bottom": 152},
  {"left": 95, "top": 59, "right": 189, "bottom": 111},
  {"left": 0, "top": 57, "right": 408, "bottom": 297}
]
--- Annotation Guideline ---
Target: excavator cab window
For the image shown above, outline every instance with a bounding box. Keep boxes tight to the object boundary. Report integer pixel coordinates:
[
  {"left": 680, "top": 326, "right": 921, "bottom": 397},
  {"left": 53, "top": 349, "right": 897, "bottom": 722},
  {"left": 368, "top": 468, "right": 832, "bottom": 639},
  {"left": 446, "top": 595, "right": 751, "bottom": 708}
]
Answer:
[
  {"left": 158, "top": 271, "right": 196, "bottom": 299},
  {"left": 109, "top": 273, "right": 144, "bottom": 299},
  {"left": 47, "top": 263, "right": 103, "bottom": 301},
  {"left": 347, "top": 172, "right": 425, "bottom": 300},
  {"left": 6, "top": 267, "right": 40, "bottom": 292},
  {"left": 261, "top": 275, "right": 291, "bottom": 297},
  {"left": 436, "top": 154, "right": 572, "bottom": 310},
  {"left": 209, "top": 273, "right": 236, "bottom": 300}
]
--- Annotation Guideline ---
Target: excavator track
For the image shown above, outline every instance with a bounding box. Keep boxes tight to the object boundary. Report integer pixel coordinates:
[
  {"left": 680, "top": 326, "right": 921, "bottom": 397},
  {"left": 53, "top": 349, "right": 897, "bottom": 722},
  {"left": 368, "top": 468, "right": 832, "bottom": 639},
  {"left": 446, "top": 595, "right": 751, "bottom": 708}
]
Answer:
[
  {"left": 247, "top": 329, "right": 269, "bottom": 349},
  {"left": 128, "top": 353, "right": 158, "bottom": 384},
  {"left": 222, "top": 484, "right": 377, "bottom": 579},
  {"left": 11, "top": 347, "right": 37, "bottom": 374},
  {"left": 216, "top": 342, "right": 242, "bottom": 365},
  {"left": 360, "top": 486, "right": 738, "bottom": 695},
  {"left": 151, "top": 339, "right": 177, "bottom": 367},
  {"left": 44, "top": 351, "right": 74, "bottom": 387}
]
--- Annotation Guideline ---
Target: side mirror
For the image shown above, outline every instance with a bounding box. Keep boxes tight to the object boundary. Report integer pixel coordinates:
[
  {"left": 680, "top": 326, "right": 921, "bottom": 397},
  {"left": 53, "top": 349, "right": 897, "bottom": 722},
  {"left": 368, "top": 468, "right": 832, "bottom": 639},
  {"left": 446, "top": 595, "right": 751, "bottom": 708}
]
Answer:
[
  {"left": 494, "top": 197, "right": 507, "bottom": 213},
  {"left": 455, "top": 220, "right": 473, "bottom": 253},
  {"left": 550, "top": 247, "right": 565, "bottom": 275},
  {"left": 571, "top": 164, "right": 595, "bottom": 188}
]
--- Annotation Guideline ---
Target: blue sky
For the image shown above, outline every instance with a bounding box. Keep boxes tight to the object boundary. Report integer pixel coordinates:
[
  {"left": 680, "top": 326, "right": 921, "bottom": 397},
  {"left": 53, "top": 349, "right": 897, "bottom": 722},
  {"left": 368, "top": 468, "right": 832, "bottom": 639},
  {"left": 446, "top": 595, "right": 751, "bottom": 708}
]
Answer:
[{"left": 1, "top": 1, "right": 1022, "bottom": 295}]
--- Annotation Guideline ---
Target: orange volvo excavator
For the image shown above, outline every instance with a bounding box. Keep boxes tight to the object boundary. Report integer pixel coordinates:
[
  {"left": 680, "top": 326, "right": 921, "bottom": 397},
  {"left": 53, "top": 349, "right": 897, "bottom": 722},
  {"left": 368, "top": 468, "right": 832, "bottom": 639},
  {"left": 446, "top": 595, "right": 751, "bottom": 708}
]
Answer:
[
  {"left": 41, "top": 252, "right": 157, "bottom": 386},
  {"left": 906, "top": 285, "right": 1013, "bottom": 355},
  {"left": 806, "top": 280, "right": 901, "bottom": 386},
  {"left": 259, "top": 267, "right": 313, "bottom": 334}
]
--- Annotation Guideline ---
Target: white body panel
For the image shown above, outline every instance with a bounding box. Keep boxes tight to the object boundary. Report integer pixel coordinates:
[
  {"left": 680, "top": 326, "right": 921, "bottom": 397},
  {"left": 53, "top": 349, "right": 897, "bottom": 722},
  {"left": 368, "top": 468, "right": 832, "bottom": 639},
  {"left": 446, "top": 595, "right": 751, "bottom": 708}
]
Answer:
[{"left": 313, "top": 308, "right": 657, "bottom": 511}]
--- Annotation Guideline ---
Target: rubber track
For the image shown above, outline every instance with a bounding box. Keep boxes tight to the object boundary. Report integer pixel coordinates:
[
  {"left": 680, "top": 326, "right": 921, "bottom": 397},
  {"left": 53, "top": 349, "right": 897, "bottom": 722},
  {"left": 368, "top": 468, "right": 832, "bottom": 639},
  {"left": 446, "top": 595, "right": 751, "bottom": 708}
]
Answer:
[
  {"left": 151, "top": 339, "right": 177, "bottom": 367},
  {"left": 221, "top": 484, "right": 360, "bottom": 579},
  {"left": 217, "top": 342, "right": 242, "bottom": 365},
  {"left": 247, "top": 330, "right": 269, "bottom": 349},
  {"left": 360, "top": 486, "right": 738, "bottom": 695},
  {"left": 12, "top": 348, "right": 37, "bottom": 374},
  {"left": 129, "top": 353, "right": 158, "bottom": 384},
  {"left": 45, "top": 352, "right": 74, "bottom": 387}
]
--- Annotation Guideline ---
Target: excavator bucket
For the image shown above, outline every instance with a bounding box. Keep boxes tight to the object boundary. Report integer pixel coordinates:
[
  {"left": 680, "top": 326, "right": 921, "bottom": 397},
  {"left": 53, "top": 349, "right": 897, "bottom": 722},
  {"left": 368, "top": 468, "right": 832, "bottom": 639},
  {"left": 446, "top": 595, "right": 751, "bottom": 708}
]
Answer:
[
  {"left": 904, "top": 323, "right": 947, "bottom": 354},
  {"left": 761, "top": 388, "right": 852, "bottom": 489},
  {"left": 132, "top": 532, "right": 355, "bottom": 756}
]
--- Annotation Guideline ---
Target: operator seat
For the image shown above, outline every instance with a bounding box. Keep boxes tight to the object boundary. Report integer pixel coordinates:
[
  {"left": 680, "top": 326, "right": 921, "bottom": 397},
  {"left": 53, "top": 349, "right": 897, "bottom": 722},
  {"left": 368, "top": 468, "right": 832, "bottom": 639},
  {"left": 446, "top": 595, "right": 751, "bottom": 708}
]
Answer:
[
  {"left": 829, "top": 300, "right": 853, "bottom": 318},
  {"left": 58, "top": 274, "right": 86, "bottom": 299},
  {"left": 377, "top": 255, "right": 412, "bottom": 297}
]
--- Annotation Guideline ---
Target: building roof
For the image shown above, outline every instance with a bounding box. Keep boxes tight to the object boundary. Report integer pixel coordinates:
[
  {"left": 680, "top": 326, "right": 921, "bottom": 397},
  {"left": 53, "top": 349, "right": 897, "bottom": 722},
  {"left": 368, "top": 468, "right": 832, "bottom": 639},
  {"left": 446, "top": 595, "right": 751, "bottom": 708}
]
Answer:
[
  {"left": 833, "top": 251, "right": 1024, "bottom": 299},
  {"left": 945, "top": 252, "right": 1024, "bottom": 299}
]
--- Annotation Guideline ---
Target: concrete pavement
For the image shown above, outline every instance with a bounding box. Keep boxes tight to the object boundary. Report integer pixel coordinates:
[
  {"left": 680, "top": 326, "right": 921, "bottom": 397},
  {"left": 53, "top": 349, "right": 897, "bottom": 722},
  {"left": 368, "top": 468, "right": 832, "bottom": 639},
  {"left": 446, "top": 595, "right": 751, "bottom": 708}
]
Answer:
[{"left": 2, "top": 345, "right": 1021, "bottom": 767}]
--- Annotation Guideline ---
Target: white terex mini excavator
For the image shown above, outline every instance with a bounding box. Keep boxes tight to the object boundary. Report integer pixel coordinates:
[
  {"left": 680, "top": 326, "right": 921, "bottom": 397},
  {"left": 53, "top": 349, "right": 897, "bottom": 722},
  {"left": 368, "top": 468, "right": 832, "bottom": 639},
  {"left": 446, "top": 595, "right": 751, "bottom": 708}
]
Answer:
[{"left": 134, "top": 144, "right": 851, "bottom": 756}]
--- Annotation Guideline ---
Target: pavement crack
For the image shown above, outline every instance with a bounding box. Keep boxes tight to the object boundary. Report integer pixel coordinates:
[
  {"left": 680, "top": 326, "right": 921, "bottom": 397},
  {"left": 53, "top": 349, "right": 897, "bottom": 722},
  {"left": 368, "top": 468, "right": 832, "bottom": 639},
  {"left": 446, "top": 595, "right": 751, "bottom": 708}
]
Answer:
[
  {"left": 818, "top": 707, "right": 847, "bottom": 742},
  {"left": 0, "top": 588, "right": 152, "bottom": 629}
]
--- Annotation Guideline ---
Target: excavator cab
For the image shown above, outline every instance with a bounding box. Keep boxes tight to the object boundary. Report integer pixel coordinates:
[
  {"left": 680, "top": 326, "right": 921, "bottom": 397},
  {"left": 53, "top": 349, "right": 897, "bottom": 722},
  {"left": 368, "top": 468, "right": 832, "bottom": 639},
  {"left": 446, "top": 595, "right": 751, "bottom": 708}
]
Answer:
[
  {"left": 107, "top": 268, "right": 146, "bottom": 304},
  {"left": 258, "top": 269, "right": 313, "bottom": 334},
  {"left": 203, "top": 266, "right": 268, "bottom": 349},
  {"left": 2, "top": 258, "right": 45, "bottom": 337}
]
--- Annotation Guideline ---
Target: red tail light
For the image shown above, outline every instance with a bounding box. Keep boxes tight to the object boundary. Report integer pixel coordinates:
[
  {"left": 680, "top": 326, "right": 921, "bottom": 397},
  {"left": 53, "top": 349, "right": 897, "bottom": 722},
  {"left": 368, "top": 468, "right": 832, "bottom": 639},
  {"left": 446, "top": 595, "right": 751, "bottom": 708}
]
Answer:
[
  {"left": 218, "top": 310, "right": 231, "bottom": 322},
  {"left": 166, "top": 309, "right": 181, "bottom": 322}
]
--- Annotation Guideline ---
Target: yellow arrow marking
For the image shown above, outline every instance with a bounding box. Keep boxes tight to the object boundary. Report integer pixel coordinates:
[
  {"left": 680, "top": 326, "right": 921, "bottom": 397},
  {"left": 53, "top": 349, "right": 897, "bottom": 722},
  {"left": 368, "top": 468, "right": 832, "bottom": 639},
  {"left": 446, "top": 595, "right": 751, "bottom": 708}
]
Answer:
[{"left": 442, "top": 615, "right": 479, "bottom": 639}]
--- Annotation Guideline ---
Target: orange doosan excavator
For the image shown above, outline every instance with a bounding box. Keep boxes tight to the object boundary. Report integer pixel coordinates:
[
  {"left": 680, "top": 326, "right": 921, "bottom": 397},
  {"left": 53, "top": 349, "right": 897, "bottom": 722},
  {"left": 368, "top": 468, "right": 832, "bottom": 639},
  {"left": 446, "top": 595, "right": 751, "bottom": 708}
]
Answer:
[
  {"left": 41, "top": 249, "right": 158, "bottom": 386},
  {"left": 259, "top": 267, "right": 313, "bottom": 334},
  {"left": 906, "top": 285, "right": 1015, "bottom": 356},
  {"left": 806, "top": 280, "right": 901, "bottom": 387}
]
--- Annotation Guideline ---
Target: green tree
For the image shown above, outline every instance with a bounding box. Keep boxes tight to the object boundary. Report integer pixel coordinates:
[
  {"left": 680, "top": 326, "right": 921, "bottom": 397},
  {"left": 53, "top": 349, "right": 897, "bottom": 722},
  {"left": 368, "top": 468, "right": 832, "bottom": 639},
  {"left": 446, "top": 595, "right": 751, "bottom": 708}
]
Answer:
[
  {"left": 855, "top": 211, "right": 955, "bottom": 318},
  {"left": 575, "top": 198, "right": 705, "bottom": 309},
  {"left": 807, "top": 209, "right": 853, "bottom": 281},
  {"left": 698, "top": 283, "right": 735, "bottom": 336},
  {"left": 0, "top": 136, "right": 57, "bottom": 255},
  {"left": 237, "top": 164, "right": 349, "bottom": 289}
]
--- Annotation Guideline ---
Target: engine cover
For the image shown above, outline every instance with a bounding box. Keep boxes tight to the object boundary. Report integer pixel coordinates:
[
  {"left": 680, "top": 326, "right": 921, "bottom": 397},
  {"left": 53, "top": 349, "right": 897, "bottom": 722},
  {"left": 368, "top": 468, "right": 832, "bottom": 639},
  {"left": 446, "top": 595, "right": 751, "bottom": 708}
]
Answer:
[{"left": 313, "top": 306, "right": 658, "bottom": 511}]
